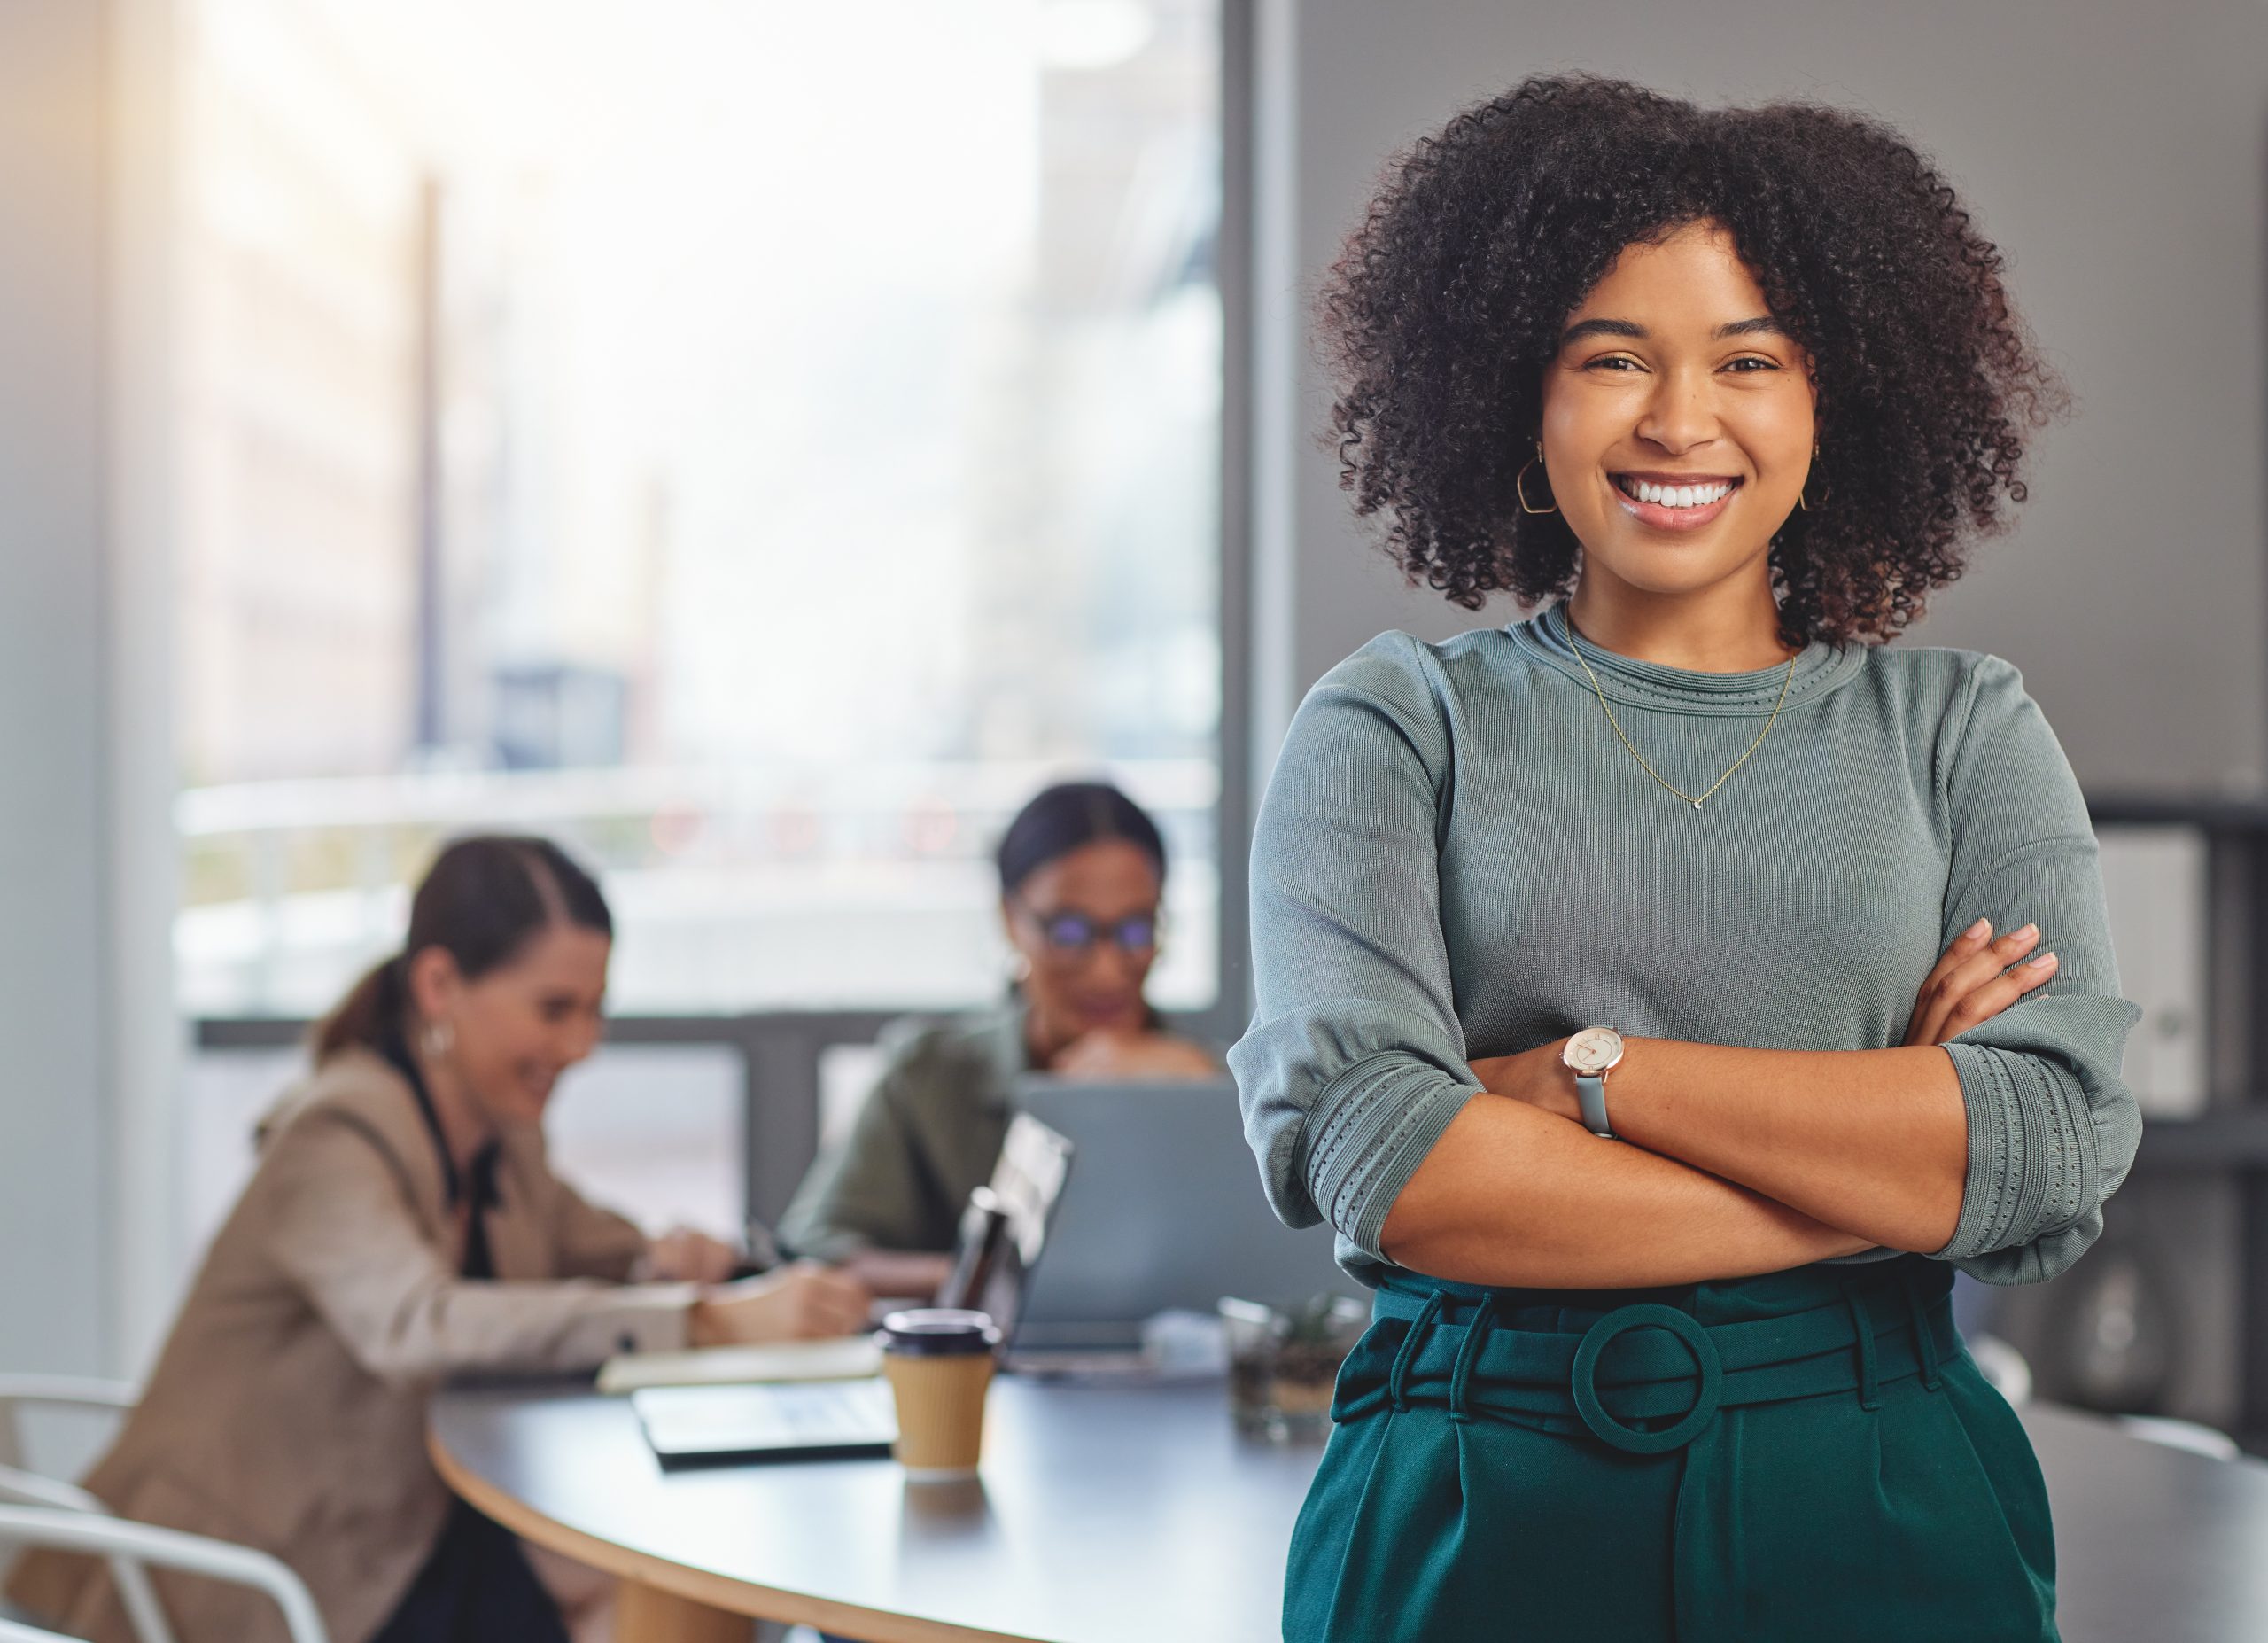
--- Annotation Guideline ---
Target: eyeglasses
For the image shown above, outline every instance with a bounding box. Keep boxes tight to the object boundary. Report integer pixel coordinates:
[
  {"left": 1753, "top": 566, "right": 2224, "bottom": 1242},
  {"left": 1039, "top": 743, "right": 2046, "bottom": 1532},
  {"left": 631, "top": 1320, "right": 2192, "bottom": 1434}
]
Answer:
[{"left": 1015, "top": 900, "right": 1161, "bottom": 956}]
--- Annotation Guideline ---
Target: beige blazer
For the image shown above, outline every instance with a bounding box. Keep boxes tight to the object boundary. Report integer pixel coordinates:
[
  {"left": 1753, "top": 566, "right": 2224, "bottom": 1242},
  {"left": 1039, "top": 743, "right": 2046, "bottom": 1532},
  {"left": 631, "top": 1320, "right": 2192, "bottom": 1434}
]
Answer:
[{"left": 7, "top": 1047, "right": 695, "bottom": 1643}]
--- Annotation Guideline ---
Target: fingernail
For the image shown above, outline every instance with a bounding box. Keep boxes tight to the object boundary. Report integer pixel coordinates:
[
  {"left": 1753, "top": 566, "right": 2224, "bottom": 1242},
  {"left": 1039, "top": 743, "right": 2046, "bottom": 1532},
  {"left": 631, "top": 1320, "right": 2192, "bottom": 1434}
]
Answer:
[
  {"left": 2027, "top": 952, "right": 2057, "bottom": 969},
  {"left": 1965, "top": 917, "right": 1991, "bottom": 938},
  {"left": 2015, "top": 923, "right": 2039, "bottom": 941}
]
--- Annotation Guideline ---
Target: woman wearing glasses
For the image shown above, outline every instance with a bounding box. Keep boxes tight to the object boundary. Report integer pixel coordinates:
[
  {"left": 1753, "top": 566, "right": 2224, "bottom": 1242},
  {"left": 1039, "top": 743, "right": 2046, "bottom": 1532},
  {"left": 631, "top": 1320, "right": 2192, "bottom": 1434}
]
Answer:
[{"left": 781, "top": 781, "right": 1216, "bottom": 1298}]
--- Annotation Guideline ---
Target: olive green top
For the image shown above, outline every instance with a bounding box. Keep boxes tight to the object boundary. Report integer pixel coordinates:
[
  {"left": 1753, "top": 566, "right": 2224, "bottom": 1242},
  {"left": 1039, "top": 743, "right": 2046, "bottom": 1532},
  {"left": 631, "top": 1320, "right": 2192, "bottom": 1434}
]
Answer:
[{"left": 779, "top": 1005, "right": 1032, "bottom": 1261}]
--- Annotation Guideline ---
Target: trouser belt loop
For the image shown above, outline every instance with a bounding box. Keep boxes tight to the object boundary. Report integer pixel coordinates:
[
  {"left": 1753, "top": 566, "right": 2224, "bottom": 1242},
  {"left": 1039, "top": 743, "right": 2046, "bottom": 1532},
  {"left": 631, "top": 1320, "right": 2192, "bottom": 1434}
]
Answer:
[
  {"left": 1447, "top": 1296, "right": 1499, "bottom": 1425},
  {"left": 1901, "top": 1272, "right": 1944, "bottom": 1390},
  {"left": 1845, "top": 1289, "right": 1882, "bottom": 1412},
  {"left": 1388, "top": 1291, "right": 1446, "bottom": 1413}
]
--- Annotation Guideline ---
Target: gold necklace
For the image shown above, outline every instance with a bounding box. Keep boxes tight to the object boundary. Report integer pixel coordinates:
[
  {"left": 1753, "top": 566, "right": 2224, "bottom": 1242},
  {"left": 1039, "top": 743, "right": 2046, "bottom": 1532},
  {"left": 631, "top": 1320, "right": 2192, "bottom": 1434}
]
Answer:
[{"left": 1568, "top": 632, "right": 1798, "bottom": 811}]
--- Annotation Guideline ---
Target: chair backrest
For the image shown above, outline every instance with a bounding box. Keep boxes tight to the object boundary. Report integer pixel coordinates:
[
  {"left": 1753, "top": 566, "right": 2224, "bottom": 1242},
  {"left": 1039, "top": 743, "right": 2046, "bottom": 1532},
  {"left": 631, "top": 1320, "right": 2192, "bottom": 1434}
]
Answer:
[
  {"left": 0, "top": 1382, "right": 137, "bottom": 1476},
  {"left": 0, "top": 1507, "right": 325, "bottom": 1643},
  {"left": 0, "top": 1382, "right": 165, "bottom": 1643},
  {"left": 0, "top": 1385, "right": 166, "bottom": 1643},
  {"left": 0, "top": 1469, "right": 172, "bottom": 1643}
]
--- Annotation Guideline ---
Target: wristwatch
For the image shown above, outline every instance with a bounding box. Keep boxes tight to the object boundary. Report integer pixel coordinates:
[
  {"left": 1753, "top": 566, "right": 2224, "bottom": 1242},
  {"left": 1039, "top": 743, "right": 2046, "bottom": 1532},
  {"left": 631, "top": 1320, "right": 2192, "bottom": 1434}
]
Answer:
[{"left": 1561, "top": 1026, "right": 1627, "bottom": 1139}]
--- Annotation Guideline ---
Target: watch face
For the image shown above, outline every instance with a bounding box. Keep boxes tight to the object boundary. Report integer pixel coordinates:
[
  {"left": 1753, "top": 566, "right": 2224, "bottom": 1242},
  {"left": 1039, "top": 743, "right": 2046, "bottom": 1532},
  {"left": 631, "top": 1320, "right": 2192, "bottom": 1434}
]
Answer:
[{"left": 1563, "top": 1026, "right": 1626, "bottom": 1075}]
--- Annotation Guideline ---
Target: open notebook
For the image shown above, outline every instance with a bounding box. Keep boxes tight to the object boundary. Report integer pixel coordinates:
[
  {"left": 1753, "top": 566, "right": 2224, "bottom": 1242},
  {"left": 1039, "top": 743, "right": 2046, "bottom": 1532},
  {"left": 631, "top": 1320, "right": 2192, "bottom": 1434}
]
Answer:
[{"left": 633, "top": 1378, "right": 900, "bottom": 1466}]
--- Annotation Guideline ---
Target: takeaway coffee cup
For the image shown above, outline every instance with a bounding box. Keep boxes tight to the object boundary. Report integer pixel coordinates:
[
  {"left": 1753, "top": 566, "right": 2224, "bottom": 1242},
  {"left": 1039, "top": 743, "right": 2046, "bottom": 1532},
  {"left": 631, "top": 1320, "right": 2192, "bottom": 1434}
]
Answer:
[{"left": 878, "top": 1308, "right": 1001, "bottom": 1479}]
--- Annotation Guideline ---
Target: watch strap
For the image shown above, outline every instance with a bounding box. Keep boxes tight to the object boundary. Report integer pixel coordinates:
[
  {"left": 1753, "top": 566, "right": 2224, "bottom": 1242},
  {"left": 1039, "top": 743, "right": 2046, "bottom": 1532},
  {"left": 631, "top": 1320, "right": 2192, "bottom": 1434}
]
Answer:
[{"left": 1576, "top": 1071, "right": 1614, "bottom": 1139}]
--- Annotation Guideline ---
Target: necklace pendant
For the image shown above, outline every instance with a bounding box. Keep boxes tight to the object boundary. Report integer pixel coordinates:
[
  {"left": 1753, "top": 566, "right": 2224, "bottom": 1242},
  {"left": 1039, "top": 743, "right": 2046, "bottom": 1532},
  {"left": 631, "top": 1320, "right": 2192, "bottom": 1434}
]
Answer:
[{"left": 1692, "top": 799, "right": 1705, "bottom": 810}]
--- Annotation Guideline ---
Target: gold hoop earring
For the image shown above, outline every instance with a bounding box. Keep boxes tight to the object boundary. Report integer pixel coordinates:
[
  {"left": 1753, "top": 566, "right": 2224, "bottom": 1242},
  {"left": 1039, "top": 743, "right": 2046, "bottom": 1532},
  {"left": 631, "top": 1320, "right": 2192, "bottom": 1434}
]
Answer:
[
  {"left": 1516, "top": 443, "right": 1557, "bottom": 516},
  {"left": 1798, "top": 439, "right": 1822, "bottom": 513}
]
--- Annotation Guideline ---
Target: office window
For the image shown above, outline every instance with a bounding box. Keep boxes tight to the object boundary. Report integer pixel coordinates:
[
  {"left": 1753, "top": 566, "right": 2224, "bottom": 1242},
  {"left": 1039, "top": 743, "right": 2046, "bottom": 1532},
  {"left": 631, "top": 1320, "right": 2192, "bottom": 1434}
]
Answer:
[
  {"left": 182, "top": 1042, "right": 745, "bottom": 1258},
  {"left": 171, "top": 0, "right": 1224, "bottom": 1018}
]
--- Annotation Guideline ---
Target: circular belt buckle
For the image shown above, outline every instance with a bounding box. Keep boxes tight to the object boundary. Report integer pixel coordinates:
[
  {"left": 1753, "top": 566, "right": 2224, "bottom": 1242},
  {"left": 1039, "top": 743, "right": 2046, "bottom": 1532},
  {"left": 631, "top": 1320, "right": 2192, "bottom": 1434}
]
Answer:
[{"left": 1570, "top": 1304, "right": 1723, "bottom": 1455}]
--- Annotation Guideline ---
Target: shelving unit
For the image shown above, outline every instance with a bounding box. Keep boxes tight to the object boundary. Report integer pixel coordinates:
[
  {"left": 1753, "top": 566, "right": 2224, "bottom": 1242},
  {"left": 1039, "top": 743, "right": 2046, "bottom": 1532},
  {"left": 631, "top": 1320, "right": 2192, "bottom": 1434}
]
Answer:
[{"left": 2088, "top": 794, "right": 2268, "bottom": 1437}]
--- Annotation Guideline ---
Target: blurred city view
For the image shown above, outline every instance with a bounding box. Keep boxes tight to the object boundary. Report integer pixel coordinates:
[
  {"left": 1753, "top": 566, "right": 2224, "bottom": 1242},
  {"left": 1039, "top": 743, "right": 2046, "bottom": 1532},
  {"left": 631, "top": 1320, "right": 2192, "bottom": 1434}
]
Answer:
[{"left": 172, "top": 0, "right": 1223, "bottom": 1018}]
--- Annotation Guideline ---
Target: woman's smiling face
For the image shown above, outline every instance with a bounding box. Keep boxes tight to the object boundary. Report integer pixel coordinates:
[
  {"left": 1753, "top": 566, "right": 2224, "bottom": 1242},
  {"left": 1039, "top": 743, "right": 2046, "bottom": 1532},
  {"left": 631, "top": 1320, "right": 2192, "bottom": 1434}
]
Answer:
[{"left": 1538, "top": 220, "right": 1816, "bottom": 605}]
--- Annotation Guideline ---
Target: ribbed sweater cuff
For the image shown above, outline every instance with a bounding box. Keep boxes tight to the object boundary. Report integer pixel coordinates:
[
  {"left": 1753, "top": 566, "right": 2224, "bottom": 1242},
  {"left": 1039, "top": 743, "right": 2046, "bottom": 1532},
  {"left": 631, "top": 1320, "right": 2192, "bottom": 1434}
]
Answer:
[
  {"left": 1937, "top": 1041, "right": 2098, "bottom": 1260},
  {"left": 1300, "top": 1053, "right": 1476, "bottom": 1264}
]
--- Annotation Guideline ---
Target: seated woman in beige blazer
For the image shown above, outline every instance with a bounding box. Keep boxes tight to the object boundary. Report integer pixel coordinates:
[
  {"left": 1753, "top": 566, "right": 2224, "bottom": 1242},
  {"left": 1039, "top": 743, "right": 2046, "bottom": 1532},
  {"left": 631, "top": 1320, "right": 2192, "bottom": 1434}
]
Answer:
[{"left": 9, "top": 835, "right": 869, "bottom": 1643}]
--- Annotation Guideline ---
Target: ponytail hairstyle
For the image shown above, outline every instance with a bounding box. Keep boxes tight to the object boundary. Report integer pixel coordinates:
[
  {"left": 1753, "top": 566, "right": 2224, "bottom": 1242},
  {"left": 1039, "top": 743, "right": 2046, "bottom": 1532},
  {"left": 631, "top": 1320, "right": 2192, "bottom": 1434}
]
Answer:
[
  {"left": 311, "top": 835, "right": 612, "bottom": 1064},
  {"left": 994, "top": 781, "right": 1167, "bottom": 897}
]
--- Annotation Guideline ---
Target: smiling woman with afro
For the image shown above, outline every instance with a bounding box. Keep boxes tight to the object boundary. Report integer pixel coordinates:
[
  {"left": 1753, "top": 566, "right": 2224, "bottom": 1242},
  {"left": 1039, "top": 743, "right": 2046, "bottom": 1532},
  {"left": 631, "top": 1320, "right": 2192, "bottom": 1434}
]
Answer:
[
  {"left": 1230, "top": 74, "right": 2135, "bottom": 1642},
  {"left": 1323, "top": 73, "right": 2064, "bottom": 645}
]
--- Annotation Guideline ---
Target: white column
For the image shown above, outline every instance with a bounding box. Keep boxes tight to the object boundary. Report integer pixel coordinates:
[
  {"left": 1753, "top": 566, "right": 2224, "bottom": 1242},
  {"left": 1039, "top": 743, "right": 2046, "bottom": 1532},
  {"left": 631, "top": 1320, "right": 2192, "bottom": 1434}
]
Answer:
[
  {"left": 109, "top": 0, "right": 185, "bottom": 1374},
  {"left": 0, "top": 0, "right": 181, "bottom": 1380}
]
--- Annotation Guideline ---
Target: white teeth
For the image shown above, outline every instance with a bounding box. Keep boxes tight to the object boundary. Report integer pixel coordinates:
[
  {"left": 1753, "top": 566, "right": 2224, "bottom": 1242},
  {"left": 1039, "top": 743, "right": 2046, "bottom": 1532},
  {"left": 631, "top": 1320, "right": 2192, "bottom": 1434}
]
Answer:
[{"left": 1626, "top": 479, "right": 1732, "bottom": 509}]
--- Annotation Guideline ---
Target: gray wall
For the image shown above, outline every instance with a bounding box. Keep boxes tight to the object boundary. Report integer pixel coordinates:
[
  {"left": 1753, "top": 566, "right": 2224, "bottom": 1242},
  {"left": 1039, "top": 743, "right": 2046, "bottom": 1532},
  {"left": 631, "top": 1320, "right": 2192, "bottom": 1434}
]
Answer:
[{"left": 1250, "top": 0, "right": 2268, "bottom": 797}]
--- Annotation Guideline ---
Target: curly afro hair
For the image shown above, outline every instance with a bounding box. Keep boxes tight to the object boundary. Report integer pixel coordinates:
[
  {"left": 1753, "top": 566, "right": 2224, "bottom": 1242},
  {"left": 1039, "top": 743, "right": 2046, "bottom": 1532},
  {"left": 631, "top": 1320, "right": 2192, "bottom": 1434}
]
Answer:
[{"left": 1319, "top": 74, "right": 2066, "bottom": 647}]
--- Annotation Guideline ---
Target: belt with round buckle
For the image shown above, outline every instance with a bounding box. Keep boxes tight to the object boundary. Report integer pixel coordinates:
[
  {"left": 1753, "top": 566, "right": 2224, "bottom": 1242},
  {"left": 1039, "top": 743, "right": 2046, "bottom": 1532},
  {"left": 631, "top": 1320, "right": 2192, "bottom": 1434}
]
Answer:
[{"left": 1569, "top": 1303, "right": 1724, "bottom": 1454}]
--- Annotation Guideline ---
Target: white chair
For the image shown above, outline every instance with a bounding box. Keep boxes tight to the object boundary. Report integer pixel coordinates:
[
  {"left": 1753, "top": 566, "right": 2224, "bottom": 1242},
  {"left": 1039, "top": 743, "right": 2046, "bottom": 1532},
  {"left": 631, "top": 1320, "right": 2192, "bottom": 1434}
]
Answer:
[
  {"left": 0, "top": 1506, "right": 325, "bottom": 1643},
  {"left": 0, "top": 1383, "right": 166, "bottom": 1643},
  {"left": 0, "top": 1382, "right": 137, "bottom": 1476},
  {"left": 0, "top": 1468, "right": 171, "bottom": 1643}
]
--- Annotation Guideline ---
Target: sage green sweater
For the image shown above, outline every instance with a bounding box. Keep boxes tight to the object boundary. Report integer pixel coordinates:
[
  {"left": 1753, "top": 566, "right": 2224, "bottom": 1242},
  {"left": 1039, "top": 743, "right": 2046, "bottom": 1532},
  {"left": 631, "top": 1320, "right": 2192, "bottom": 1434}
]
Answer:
[
  {"left": 778, "top": 1007, "right": 1029, "bottom": 1262},
  {"left": 1229, "top": 602, "right": 2142, "bottom": 1289}
]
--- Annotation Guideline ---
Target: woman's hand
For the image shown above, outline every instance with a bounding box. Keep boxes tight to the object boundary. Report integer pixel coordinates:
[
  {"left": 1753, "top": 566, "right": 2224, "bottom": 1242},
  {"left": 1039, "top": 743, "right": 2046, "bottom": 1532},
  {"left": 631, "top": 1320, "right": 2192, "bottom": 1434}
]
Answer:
[
  {"left": 641, "top": 1226, "right": 742, "bottom": 1284},
  {"left": 1052, "top": 1029, "right": 1217, "bottom": 1081},
  {"left": 1904, "top": 917, "right": 2058, "bottom": 1047},
  {"left": 838, "top": 1249, "right": 956, "bottom": 1305},
  {"left": 1466, "top": 1041, "right": 1580, "bottom": 1119},
  {"left": 687, "top": 1261, "right": 874, "bottom": 1345}
]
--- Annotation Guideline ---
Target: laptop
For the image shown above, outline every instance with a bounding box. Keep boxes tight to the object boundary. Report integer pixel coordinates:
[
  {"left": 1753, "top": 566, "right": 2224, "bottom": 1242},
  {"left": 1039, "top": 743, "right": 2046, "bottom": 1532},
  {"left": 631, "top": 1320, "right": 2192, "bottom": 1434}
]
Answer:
[
  {"left": 631, "top": 1113, "right": 1073, "bottom": 1467},
  {"left": 1006, "top": 1077, "right": 1365, "bottom": 1354}
]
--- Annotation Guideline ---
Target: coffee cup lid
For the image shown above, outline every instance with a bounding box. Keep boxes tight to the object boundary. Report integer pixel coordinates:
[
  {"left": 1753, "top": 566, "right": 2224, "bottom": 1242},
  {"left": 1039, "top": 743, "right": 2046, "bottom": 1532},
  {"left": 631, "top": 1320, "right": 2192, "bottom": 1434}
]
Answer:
[{"left": 880, "top": 1308, "right": 1002, "bottom": 1356}]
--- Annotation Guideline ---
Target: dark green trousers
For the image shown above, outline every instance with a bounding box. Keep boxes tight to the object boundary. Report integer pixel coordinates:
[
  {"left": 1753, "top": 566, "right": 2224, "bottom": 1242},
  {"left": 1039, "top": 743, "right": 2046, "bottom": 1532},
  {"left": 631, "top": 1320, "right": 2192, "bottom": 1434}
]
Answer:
[{"left": 1285, "top": 1258, "right": 2056, "bottom": 1642}]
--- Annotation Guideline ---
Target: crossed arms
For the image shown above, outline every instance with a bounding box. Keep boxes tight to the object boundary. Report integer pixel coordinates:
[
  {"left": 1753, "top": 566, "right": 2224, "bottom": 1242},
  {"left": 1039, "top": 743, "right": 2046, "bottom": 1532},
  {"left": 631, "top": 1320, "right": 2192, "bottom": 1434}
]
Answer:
[
  {"left": 1232, "top": 636, "right": 2144, "bottom": 1295},
  {"left": 1380, "top": 921, "right": 2056, "bottom": 1289}
]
